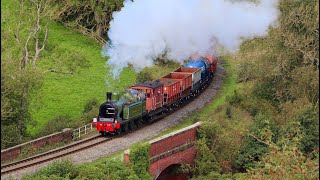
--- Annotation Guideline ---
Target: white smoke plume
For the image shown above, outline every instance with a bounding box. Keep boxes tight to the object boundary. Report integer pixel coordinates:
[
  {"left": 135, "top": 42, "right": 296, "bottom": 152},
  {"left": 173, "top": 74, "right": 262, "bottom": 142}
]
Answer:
[{"left": 102, "top": 0, "right": 279, "bottom": 78}]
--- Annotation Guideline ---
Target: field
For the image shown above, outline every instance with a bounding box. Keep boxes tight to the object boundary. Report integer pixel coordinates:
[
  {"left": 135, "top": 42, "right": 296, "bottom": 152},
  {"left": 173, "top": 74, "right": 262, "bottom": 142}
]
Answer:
[
  {"left": 27, "top": 21, "right": 139, "bottom": 135},
  {"left": 1, "top": 0, "right": 137, "bottom": 136}
]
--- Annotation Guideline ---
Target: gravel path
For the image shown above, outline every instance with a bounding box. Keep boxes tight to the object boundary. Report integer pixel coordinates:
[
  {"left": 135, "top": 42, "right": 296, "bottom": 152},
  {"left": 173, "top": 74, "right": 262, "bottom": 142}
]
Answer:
[{"left": 2, "top": 62, "right": 226, "bottom": 180}]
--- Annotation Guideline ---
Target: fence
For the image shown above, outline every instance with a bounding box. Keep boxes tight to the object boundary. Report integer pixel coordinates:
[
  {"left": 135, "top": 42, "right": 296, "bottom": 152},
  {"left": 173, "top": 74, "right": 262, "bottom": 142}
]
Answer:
[
  {"left": 63, "top": 22, "right": 108, "bottom": 46},
  {"left": 72, "top": 123, "right": 94, "bottom": 141}
]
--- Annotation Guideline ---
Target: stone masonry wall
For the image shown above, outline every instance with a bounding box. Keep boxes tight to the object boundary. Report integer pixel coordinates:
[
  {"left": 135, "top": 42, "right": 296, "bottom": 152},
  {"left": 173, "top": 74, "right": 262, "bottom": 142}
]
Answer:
[{"left": 1, "top": 128, "right": 73, "bottom": 162}]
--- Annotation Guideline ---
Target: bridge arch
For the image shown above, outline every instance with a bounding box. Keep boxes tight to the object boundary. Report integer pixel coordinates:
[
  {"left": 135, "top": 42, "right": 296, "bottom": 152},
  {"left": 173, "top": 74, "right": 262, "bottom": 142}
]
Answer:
[{"left": 156, "top": 163, "right": 190, "bottom": 180}]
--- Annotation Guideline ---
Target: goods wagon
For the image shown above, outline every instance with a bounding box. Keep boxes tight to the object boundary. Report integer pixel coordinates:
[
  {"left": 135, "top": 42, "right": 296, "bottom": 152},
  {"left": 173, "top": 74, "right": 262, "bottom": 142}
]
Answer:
[
  {"left": 159, "top": 78, "right": 181, "bottom": 105},
  {"left": 173, "top": 67, "right": 201, "bottom": 92},
  {"left": 162, "top": 73, "right": 192, "bottom": 98},
  {"left": 131, "top": 81, "right": 163, "bottom": 112}
]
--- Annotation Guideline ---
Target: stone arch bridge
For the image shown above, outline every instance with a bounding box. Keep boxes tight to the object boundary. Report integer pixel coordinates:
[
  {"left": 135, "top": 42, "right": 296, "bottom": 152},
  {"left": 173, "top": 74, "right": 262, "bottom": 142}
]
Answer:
[{"left": 124, "top": 122, "right": 201, "bottom": 179}]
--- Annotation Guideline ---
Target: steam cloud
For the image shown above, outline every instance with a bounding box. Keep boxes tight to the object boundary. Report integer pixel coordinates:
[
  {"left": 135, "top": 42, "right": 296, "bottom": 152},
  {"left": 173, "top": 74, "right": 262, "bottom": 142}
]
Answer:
[{"left": 102, "top": 0, "right": 279, "bottom": 78}]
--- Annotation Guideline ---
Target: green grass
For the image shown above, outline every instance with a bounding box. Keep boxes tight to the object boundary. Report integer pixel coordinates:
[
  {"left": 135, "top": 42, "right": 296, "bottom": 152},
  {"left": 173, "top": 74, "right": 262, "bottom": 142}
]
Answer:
[{"left": 27, "top": 21, "right": 137, "bottom": 135}]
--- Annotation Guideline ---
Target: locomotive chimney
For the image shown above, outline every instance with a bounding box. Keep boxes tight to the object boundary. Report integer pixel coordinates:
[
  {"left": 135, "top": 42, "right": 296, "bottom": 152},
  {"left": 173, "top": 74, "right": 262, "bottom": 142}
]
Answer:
[{"left": 106, "top": 92, "right": 112, "bottom": 102}]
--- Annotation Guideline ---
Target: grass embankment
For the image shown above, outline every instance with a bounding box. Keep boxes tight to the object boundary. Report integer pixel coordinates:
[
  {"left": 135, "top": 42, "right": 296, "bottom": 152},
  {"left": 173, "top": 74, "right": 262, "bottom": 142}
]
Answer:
[
  {"left": 28, "top": 23, "right": 181, "bottom": 136},
  {"left": 2, "top": 0, "right": 137, "bottom": 136},
  {"left": 28, "top": 21, "right": 137, "bottom": 136}
]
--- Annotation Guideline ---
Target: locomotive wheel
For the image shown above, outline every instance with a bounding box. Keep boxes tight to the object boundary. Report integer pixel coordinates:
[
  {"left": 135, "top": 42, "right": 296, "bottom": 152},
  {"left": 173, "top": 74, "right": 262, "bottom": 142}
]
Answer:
[
  {"left": 134, "top": 119, "right": 140, "bottom": 128},
  {"left": 128, "top": 121, "right": 135, "bottom": 130},
  {"left": 116, "top": 128, "right": 122, "bottom": 135},
  {"left": 100, "top": 131, "right": 106, "bottom": 136},
  {"left": 121, "top": 123, "right": 128, "bottom": 132}
]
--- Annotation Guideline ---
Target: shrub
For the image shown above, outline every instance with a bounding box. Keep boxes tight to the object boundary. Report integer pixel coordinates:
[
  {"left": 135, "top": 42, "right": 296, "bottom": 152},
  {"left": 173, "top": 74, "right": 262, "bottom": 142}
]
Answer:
[
  {"left": 136, "top": 70, "right": 153, "bottom": 83},
  {"left": 82, "top": 98, "right": 99, "bottom": 114},
  {"left": 129, "top": 143, "right": 152, "bottom": 180},
  {"left": 192, "top": 122, "right": 221, "bottom": 176},
  {"left": 225, "top": 106, "right": 232, "bottom": 119},
  {"left": 226, "top": 90, "right": 242, "bottom": 105},
  {"left": 25, "top": 160, "right": 78, "bottom": 179},
  {"left": 102, "top": 160, "right": 139, "bottom": 180},
  {"left": 298, "top": 109, "right": 319, "bottom": 155},
  {"left": 36, "top": 115, "right": 72, "bottom": 137},
  {"left": 193, "top": 138, "right": 221, "bottom": 176},
  {"left": 234, "top": 113, "right": 278, "bottom": 171},
  {"left": 77, "top": 165, "right": 105, "bottom": 179}
]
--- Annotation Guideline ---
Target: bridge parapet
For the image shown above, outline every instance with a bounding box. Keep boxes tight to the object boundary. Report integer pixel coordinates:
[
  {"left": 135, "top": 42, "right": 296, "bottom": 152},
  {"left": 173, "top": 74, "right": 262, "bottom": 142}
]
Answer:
[{"left": 149, "top": 122, "right": 201, "bottom": 158}]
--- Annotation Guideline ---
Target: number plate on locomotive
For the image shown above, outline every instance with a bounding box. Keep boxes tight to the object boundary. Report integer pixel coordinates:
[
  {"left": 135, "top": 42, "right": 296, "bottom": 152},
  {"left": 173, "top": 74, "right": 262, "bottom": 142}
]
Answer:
[{"left": 99, "top": 118, "right": 114, "bottom": 122}]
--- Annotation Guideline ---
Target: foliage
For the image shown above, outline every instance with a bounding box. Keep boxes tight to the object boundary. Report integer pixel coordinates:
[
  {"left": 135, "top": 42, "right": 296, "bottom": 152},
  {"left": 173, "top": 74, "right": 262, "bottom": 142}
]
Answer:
[
  {"left": 76, "top": 165, "right": 105, "bottom": 180},
  {"left": 102, "top": 160, "right": 139, "bottom": 180},
  {"left": 244, "top": 144, "right": 319, "bottom": 179},
  {"left": 36, "top": 115, "right": 72, "bottom": 137},
  {"left": 51, "top": 0, "right": 124, "bottom": 38},
  {"left": 20, "top": 144, "right": 151, "bottom": 179},
  {"left": 82, "top": 98, "right": 99, "bottom": 113},
  {"left": 136, "top": 70, "right": 153, "bottom": 83},
  {"left": 135, "top": 60, "right": 180, "bottom": 83},
  {"left": 129, "top": 143, "right": 152, "bottom": 180},
  {"left": 23, "top": 160, "right": 78, "bottom": 179},
  {"left": 192, "top": 138, "right": 221, "bottom": 176},
  {"left": 234, "top": 113, "right": 278, "bottom": 171},
  {"left": 1, "top": 62, "right": 43, "bottom": 148}
]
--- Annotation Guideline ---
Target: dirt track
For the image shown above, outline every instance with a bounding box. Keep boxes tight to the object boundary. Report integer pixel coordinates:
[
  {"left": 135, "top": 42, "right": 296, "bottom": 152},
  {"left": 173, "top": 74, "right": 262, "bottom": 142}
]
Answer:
[{"left": 2, "top": 62, "right": 226, "bottom": 180}]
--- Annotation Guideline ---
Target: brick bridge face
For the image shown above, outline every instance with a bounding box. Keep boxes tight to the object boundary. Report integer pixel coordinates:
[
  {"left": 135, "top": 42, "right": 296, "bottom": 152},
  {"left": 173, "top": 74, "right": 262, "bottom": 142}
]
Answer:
[{"left": 148, "top": 122, "right": 200, "bottom": 179}]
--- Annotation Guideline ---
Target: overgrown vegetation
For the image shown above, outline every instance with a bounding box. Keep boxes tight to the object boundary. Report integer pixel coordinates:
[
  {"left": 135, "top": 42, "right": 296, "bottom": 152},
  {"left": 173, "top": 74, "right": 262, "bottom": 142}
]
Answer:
[
  {"left": 21, "top": 143, "right": 152, "bottom": 180},
  {"left": 1, "top": 0, "right": 134, "bottom": 149},
  {"left": 187, "top": 0, "right": 319, "bottom": 179},
  {"left": 2, "top": 0, "right": 319, "bottom": 179}
]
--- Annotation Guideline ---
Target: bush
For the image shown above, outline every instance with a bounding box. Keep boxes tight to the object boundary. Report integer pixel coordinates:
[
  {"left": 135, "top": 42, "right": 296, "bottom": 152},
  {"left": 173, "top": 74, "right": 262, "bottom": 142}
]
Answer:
[
  {"left": 192, "top": 122, "right": 221, "bottom": 176},
  {"left": 193, "top": 138, "right": 221, "bottom": 176},
  {"left": 36, "top": 115, "right": 72, "bottom": 137},
  {"left": 136, "top": 70, "right": 153, "bottom": 83},
  {"left": 234, "top": 113, "right": 278, "bottom": 171},
  {"left": 102, "top": 160, "right": 138, "bottom": 180},
  {"left": 129, "top": 143, "right": 152, "bottom": 180},
  {"left": 226, "top": 90, "right": 242, "bottom": 105},
  {"left": 298, "top": 109, "right": 319, "bottom": 155},
  {"left": 24, "top": 160, "right": 78, "bottom": 179},
  {"left": 77, "top": 165, "right": 105, "bottom": 179},
  {"left": 82, "top": 98, "right": 99, "bottom": 114}
]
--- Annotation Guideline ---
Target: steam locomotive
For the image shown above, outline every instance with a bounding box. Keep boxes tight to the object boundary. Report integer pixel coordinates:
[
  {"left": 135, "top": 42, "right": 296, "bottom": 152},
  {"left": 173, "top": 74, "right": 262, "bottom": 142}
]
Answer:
[{"left": 92, "top": 54, "right": 219, "bottom": 135}]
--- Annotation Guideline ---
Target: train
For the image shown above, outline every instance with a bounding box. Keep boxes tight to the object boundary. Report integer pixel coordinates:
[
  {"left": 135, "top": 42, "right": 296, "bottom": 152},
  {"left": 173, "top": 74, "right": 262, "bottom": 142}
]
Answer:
[{"left": 92, "top": 53, "right": 219, "bottom": 136}]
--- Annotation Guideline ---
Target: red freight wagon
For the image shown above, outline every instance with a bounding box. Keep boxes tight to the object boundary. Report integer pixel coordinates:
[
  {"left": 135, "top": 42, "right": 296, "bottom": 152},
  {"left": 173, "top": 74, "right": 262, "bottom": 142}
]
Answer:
[
  {"left": 162, "top": 73, "right": 192, "bottom": 98},
  {"left": 131, "top": 81, "right": 163, "bottom": 112},
  {"left": 173, "top": 67, "right": 202, "bottom": 91},
  {"left": 204, "top": 54, "right": 218, "bottom": 73},
  {"left": 159, "top": 78, "right": 181, "bottom": 105}
]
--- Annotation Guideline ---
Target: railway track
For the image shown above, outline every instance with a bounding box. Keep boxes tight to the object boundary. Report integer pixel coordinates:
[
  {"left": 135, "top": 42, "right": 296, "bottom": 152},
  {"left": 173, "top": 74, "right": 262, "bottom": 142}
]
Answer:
[
  {"left": 0, "top": 74, "right": 215, "bottom": 176},
  {"left": 1, "top": 135, "right": 111, "bottom": 175}
]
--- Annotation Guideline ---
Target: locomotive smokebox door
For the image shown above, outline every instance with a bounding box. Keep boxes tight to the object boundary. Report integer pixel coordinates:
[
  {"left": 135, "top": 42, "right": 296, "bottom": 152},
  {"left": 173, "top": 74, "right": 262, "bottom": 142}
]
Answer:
[{"left": 106, "top": 92, "right": 112, "bottom": 102}]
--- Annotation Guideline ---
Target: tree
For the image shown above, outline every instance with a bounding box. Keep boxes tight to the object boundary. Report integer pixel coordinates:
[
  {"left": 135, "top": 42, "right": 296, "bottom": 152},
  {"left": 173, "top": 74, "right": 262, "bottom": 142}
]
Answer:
[
  {"left": 1, "top": 0, "right": 47, "bottom": 149},
  {"left": 11, "top": 0, "right": 49, "bottom": 69},
  {"left": 52, "top": 0, "right": 124, "bottom": 40}
]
